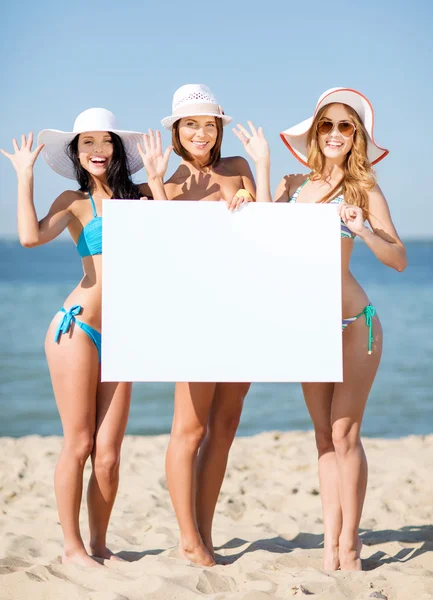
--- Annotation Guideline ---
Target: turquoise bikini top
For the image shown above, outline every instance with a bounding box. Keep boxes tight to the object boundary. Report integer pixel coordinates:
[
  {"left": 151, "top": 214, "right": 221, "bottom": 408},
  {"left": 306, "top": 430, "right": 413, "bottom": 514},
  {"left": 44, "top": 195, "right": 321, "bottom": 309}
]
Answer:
[{"left": 76, "top": 190, "right": 102, "bottom": 257}]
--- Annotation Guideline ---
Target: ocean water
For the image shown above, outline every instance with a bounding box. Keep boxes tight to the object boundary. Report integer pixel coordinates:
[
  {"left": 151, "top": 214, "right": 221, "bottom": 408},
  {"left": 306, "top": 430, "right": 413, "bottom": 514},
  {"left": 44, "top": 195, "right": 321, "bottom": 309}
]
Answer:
[{"left": 0, "top": 240, "right": 432, "bottom": 439}]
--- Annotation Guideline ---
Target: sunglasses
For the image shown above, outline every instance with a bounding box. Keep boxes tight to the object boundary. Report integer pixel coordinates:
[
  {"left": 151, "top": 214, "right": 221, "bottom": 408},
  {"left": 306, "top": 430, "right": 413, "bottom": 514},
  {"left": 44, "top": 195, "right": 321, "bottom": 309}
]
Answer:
[{"left": 317, "top": 119, "right": 356, "bottom": 138}]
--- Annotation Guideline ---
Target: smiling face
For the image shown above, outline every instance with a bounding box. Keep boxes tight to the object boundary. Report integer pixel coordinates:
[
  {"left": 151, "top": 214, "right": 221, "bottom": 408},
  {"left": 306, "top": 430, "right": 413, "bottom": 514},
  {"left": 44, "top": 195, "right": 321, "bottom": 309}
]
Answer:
[
  {"left": 77, "top": 131, "right": 113, "bottom": 177},
  {"left": 317, "top": 104, "right": 356, "bottom": 163},
  {"left": 177, "top": 115, "right": 219, "bottom": 161}
]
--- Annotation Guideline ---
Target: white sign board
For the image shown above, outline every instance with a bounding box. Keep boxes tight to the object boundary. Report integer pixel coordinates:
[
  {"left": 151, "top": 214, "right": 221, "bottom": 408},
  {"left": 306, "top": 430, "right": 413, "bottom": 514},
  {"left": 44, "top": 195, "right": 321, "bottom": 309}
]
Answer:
[{"left": 102, "top": 201, "right": 342, "bottom": 382}]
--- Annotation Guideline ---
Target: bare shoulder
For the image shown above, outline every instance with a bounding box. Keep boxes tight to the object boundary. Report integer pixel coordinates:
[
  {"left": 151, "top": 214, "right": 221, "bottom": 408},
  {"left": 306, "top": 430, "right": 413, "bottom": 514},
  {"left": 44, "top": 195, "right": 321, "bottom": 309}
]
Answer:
[
  {"left": 286, "top": 172, "right": 309, "bottom": 189},
  {"left": 223, "top": 155, "right": 249, "bottom": 168},
  {"left": 366, "top": 183, "right": 392, "bottom": 216},
  {"left": 274, "top": 173, "right": 308, "bottom": 202},
  {"left": 218, "top": 156, "right": 251, "bottom": 175},
  {"left": 51, "top": 189, "right": 83, "bottom": 211},
  {"left": 367, "top": 183, "right": 386, "bottom": 200}
]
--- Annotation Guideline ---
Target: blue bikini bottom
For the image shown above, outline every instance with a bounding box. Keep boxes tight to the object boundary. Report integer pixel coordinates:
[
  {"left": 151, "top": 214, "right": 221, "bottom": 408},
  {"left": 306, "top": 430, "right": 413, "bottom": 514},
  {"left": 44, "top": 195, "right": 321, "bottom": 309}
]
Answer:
[{"left": 54, "top": 305, "right": 101, "bottom": 362}]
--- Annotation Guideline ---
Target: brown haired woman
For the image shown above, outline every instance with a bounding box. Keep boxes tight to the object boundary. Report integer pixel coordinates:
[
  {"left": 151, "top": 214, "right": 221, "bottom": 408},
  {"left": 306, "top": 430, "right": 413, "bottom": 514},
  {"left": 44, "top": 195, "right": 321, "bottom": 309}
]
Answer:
[
  {"left": 142, "top": 84, "right": 256, "bottom": 566},
  {"left": 234, "top": 88, "right": 407, "bottom": 571}
]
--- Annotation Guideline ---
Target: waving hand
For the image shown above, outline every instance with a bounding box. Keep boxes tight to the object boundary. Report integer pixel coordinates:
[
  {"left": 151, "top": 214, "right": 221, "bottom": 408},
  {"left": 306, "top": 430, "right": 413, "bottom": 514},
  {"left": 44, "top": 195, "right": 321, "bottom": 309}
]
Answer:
[
  {"left": 1, "top": 133, "right": 44, "bottom": 173},
  {"left": 137, "top": 129, "right": 172, "bottom": 181},
  {"left": 233, "top": 121, "right": 270, "bottom": 165}
]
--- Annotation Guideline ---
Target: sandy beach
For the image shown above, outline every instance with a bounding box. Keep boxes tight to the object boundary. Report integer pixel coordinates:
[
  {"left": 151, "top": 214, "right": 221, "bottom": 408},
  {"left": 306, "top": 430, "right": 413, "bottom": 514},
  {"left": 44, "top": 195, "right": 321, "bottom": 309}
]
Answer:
[{"left": 1, "top": 431, "right": 432, "bottom": 600}]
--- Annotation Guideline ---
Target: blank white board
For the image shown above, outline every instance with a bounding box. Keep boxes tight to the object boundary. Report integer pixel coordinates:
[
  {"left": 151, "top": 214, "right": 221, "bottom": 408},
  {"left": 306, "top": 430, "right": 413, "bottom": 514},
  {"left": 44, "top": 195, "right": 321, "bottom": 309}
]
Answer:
[{"left": 102, "top": 201, "right": 342, "bottom": 382}]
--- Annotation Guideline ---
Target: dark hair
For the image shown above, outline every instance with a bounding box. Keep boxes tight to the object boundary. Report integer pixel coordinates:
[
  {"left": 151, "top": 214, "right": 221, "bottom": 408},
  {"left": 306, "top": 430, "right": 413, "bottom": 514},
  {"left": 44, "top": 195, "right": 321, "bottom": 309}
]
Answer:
[
  {"left": 67, "top": 132, "right": 141, "bottom": 198},
  {"left": 172, "top": 117, "right": 223, "bottom": 168}
]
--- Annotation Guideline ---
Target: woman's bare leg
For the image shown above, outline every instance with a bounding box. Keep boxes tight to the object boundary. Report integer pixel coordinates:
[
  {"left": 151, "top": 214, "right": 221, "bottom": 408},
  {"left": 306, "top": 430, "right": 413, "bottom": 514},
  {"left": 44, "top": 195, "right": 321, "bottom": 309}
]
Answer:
[
  {"left": 87, "top": 381, "right": 132, "bottom": 560},
  {"left": 165, "top": 382, "right": 216, "bottom": 566},
  {"left": 332, "top": 315, "right": 382, "bottom": 570},
  {"left": 45, "top": 319, "right": 102, "bottom": 568},
  {"left": 196, "top": 382, "right": 250, "bottom": 559},
  {"left": 302, "top": 382, "right": 341, "bottom": 571}
]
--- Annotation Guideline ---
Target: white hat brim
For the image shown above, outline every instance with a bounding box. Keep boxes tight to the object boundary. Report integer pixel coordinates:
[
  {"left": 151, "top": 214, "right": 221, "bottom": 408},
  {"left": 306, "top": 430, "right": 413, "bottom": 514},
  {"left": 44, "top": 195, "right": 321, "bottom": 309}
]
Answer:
[
  {"left": 37, "top": 128, "right": 144, "bottom": 179},
  {"left": 161, "top": 113, "right": 232, "bottom": 130},
  {"left": 280, "top": 88, "right": 389, "bottom": 166}
]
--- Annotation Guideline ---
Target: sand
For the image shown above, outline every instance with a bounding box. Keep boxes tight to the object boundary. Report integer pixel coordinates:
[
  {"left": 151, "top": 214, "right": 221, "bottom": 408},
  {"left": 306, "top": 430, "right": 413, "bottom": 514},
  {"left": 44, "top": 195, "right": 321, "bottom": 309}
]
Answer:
[{"left": 1, "top": 432, "right": 432, "bottom": 600}]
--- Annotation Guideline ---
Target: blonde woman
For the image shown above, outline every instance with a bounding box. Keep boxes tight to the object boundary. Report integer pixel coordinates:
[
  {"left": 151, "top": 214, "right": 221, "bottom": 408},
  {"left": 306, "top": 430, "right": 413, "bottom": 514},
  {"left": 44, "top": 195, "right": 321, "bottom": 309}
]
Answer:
[{"left": 234, "top": 88, "right": 407, "bottom": 571}]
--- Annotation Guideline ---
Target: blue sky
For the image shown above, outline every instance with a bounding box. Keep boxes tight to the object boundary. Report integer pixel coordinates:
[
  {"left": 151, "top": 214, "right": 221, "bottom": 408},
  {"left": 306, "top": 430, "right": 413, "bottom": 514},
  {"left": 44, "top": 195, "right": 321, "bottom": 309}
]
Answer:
[{"left": 1, "top": 0, "right": 432, "bottom": 239}]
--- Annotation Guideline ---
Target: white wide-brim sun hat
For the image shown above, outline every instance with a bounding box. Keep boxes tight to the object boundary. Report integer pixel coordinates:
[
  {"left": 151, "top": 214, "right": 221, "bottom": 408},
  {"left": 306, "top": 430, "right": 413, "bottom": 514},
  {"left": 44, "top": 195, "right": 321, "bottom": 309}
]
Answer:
[
  {"left": 37, "top": 108, "right": 144, "bottom": 180},
  {"left": 280, "top": 87, "right": 389, "bottom": 167},
  {"left": 161, "top": 84, "right": 232, "bottom": 130}
]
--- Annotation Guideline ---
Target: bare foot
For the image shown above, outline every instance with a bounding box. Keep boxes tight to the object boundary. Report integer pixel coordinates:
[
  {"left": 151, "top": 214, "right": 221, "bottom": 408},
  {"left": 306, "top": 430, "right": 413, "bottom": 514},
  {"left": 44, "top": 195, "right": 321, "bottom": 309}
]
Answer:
[
  {"left": 62, "top": 549, "right": 104, "bottom": 569},
  {"left": 199, "top": 535, "right": 215, "bottom": 562},
  {"left": 203, "top": 545, "right": 229, "bottom": 565},
  {"left": 89, "top": 545, "right": 125, "bottom": 562},
  {"left": 201, "top": 540, "right": 230, "bottom": 566},
  {"left": 339, "top": 537, "right": 362, "bottom": 571},
  {"left": 179, "top": 538, "right": 215, "bottom": 567},
  {"left": 323, "top": 544, "right": 340, "bottom": 571}
]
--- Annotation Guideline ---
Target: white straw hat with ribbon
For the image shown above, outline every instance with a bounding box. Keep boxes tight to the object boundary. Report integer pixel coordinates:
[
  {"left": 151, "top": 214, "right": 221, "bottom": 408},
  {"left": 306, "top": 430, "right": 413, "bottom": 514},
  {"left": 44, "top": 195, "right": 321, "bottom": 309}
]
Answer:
[
  {"left": 38, "top": 108, "right": 144, "bottom": 179},
  {"left": 280, "top": 87, "right": 389, "bottom": 166},
  {"left": 161, "top": 84, "right": 232, "bottom": 130}
]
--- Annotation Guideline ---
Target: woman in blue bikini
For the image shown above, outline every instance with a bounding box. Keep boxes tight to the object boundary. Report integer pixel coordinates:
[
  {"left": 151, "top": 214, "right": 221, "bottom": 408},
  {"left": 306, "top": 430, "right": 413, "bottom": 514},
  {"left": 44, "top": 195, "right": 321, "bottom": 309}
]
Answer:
[
  {"left": 234, "top": 88, "right": 407, "bottom": 571},
  {"left": 1, "top": 108, "right": 166, "bottom": 568}
]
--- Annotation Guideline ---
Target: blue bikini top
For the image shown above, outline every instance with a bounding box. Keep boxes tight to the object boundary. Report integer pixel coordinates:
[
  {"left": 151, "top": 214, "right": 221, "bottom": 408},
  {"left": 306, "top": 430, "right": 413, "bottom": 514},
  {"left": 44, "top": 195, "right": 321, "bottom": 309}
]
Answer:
[{"left": 76, "top": 190, "right": 102, "bottom": 257}]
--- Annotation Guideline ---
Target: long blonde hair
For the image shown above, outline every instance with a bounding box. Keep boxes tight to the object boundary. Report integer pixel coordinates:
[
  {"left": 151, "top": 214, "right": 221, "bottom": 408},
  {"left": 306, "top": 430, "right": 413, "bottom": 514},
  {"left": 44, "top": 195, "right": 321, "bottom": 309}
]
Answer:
[{"left": 307, "top": 103, "right": 376, "bottom": 217}]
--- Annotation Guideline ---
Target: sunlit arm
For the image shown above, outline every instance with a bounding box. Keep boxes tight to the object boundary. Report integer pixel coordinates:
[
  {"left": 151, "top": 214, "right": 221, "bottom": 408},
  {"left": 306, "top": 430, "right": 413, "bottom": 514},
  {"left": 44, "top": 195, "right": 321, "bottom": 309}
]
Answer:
[
  {"left": 359, "top": 185, "right": 407, "bottom": 272},
  {"left": 147, "top": 176, "right": 168, "bottom": 200},
  {"left": 17, "top": 172, "right": 71, "bottom": 248},
  {"left": 254, "top": 159, "right": 272, "bottom": 203},
  {"left": 17, "top": 169, "right": 40, "bottom": 247}
]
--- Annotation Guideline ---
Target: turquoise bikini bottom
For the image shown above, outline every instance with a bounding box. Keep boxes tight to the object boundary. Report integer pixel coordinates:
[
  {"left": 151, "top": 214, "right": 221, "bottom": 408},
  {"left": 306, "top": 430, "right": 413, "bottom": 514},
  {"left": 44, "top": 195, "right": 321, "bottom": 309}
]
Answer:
[{"left": 54, "top": 305, "right": 101, "bottom": 362}]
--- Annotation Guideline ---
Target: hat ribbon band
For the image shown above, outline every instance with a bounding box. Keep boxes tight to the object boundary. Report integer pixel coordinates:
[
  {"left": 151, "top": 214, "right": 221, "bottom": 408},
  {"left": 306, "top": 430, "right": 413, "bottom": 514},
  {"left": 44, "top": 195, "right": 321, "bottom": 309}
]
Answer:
[{"left": 171, "top": 102, "right": 224, "bottom": 118}]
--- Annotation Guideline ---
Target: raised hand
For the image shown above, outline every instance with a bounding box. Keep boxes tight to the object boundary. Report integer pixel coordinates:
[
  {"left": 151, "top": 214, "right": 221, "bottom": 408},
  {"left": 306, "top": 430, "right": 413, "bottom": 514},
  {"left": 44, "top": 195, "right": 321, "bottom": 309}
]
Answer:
[
  {"left": 337, "top": 203, "right": 366, "bottom": 236},
  {"left": 1, "top": 133, "right": 44, "bottom": 174},
  {"left": 137, "top": 129, "right": 172, "bottom": 181},
  {"left": 233, "top": 121, "right": 270, "bottom": 165}
]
